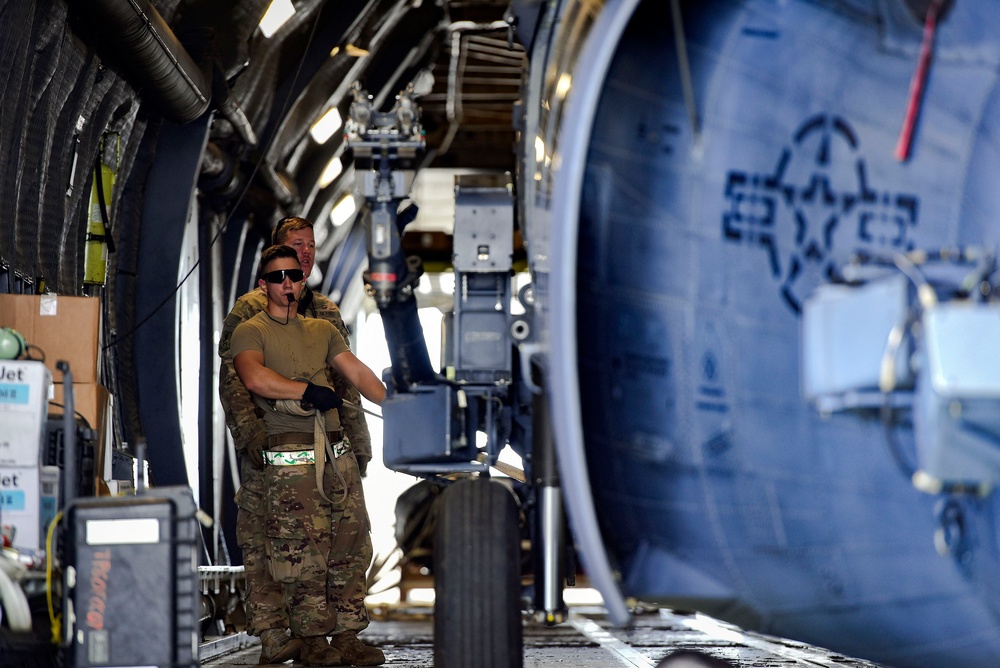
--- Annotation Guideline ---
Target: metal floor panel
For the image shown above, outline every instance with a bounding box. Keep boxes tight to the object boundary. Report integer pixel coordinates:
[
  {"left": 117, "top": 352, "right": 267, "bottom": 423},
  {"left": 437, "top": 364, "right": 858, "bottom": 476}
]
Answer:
[{"left": 200, "top": 606, "right": 886, "bottom": 667}]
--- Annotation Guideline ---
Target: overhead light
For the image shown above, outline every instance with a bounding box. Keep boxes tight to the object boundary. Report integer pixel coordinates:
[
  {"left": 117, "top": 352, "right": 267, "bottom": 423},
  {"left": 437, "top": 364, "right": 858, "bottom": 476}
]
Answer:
[
  {"left": 345, "top": 43, "right": 370, "bottom": 57},
  {"left": 310, "top": 107, "right": 343, "bottom": 144},
  {"left": 411, "top": 69, "right": 435, "bottom": 96},
  {"left": 556, "top": 72, "right": 572, "bottom": 99},
  {"left": 318, "top": 156, "right": 343, "bottom": 188},
  {"left": 534, "top": 135, "right": 545, "bottom": 163},
  {"left": 259, "top": 0, "right": 295, "bottom": 38},
  {"left": 330, "top": 194, "right": 357, "bottom": 227}
]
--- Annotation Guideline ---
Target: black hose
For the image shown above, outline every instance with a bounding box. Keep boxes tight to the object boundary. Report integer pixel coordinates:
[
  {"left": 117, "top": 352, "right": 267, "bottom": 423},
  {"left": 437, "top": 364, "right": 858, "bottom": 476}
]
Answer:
[
  {"left": 89, "top": 0, "right": 211, "bottom": 123},
  {"left": 380, "top": 296, "right": 438, "bottom": 390}
]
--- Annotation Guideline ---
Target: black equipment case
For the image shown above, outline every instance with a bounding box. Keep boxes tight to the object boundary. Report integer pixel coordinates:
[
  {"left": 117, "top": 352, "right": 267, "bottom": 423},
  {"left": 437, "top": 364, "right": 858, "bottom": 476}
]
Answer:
[{"left": 64, "top": 486, "right": 200, "bottom": 667}]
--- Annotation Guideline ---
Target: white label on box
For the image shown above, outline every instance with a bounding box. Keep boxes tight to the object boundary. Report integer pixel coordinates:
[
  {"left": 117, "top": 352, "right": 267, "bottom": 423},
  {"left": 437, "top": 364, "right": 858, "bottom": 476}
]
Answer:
[
  {"left": 86, "top": 518, "right": 159, "bottom": 545},
  {"left": 39, "top": 294, "right": 57, "bottom": 316}
]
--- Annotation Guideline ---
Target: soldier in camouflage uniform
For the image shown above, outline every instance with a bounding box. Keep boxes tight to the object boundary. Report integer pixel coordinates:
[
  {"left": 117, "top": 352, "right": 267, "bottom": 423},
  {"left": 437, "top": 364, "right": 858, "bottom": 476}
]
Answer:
[{"left": 219, "top": 219, "right": 385, "bottom": 665}]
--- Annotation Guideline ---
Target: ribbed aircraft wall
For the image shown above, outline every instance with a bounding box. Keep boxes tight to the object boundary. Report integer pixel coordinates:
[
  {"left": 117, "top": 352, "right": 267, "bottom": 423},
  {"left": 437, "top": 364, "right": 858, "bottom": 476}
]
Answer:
[
  {"left": 0, "top": 0, "right": 168, "bottom": 296},
  {"left": 0, "top": 0, "right": 184, "bottom": 457}
]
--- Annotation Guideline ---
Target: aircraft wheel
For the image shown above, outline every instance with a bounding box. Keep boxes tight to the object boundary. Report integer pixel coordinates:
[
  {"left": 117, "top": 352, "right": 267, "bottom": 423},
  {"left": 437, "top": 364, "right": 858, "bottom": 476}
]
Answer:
[{"left": 434, "top": 477, "right": 523, "bottom": 668}]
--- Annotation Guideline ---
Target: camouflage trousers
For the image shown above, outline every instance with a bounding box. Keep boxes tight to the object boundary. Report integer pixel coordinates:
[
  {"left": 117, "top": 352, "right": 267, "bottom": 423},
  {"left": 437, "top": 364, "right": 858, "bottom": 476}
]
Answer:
[
  {"left": 263, "top": 448, "right": 373, "bottom": 639},
  {"left": 235, "top": 482, "right": 286, "bottom": 637}
]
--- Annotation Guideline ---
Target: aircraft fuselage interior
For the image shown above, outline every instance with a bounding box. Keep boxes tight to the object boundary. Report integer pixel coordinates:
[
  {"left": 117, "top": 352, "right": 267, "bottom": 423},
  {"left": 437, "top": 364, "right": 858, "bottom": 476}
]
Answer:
[{"left": 5, "top": 1, "right": 1000, "bottom": 667}]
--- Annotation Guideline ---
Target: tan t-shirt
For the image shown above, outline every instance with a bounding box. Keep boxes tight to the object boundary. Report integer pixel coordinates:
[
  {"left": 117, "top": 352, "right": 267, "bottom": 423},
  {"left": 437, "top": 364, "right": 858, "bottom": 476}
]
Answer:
[{"left": 230, "top": 311, "right": 350, "bottom": 434}]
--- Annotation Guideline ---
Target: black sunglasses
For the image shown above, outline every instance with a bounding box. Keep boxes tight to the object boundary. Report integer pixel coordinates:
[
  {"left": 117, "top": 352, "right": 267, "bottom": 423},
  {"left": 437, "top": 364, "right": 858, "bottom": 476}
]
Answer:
[{"left": 262, "top": 268, "right": 304, "bottom": 284}]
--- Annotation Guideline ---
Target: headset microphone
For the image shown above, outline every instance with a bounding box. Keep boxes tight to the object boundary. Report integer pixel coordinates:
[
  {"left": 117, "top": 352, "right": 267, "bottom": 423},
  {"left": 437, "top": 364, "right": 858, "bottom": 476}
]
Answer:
[{"left": 277, "top": 293, "right": 297, "bottom": 325}]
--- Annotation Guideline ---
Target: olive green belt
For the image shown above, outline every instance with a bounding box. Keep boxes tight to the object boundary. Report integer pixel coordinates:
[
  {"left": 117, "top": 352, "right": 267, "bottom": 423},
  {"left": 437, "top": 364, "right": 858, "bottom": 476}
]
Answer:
[{"left": 267, "top": 430, "right": 342, "bottom": 446}]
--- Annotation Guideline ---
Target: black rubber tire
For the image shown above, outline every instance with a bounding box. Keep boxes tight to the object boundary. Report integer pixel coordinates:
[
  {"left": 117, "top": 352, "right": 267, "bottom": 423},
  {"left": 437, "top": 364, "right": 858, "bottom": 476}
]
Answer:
[{"left": 434, "top": 477, "right": 523, "bottom": 668}]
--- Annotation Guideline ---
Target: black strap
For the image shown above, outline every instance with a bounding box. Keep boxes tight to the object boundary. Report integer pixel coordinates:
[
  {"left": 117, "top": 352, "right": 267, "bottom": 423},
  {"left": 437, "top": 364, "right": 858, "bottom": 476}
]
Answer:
[
  {"left": 94, "top": 146, "right": 116, "bottom": 254},
  {"left": 299, "top": 285, "right": 316, "bottom": 317}
]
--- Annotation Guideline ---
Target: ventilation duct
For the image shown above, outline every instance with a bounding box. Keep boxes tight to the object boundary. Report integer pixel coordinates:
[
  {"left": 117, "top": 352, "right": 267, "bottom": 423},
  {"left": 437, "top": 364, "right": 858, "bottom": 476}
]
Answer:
[{"left": 88, "top": 0, "right": 211, "bottom": 123}]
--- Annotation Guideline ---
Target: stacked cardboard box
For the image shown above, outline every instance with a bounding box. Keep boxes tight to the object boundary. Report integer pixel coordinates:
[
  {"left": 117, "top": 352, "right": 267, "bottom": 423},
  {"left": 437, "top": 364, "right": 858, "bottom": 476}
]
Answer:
[
  {"left": 50, "top": 382, "right": 110, "bottom": 437},
  {"left": 0, "top": 294, "right": 101, "bottom": 383},
  {"left": 0, "top": 295, "right": 112, "bottom": 549},
  {"left": 0, "top": 293, "right": 108, "bottom": 439}
]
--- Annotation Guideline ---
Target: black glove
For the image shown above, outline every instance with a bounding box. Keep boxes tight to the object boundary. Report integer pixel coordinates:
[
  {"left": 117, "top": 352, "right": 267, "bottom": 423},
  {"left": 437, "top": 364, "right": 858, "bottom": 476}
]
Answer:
[{"left": 301, "top": 382, "right": 343, "bottom": 412}]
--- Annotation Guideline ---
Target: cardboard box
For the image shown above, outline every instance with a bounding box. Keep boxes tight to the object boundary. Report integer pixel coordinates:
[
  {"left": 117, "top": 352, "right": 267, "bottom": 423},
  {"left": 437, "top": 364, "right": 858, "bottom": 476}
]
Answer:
[
  {"left": 0, "top": 361, "right": 52, "bottom": 467},
  {"left": 0, "top": 294, "right": 101, "bottom": 383},
  {"left": 49, "top": 382, "right": 113, "bottom": 489},
  {"left": 49, "top": 382, "right": 110, "bottom": 434}
]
